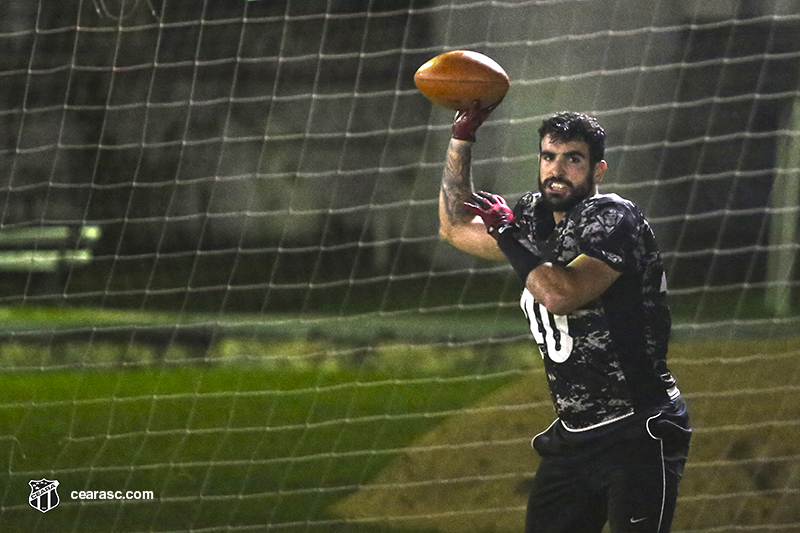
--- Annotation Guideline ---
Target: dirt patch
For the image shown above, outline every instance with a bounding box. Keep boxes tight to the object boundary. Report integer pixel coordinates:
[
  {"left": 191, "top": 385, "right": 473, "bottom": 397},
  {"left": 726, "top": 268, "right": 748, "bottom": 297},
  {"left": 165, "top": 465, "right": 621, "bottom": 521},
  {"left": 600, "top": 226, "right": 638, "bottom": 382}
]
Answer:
[{"left": 329, "top": 370, "right": 555, "bottom": 533}]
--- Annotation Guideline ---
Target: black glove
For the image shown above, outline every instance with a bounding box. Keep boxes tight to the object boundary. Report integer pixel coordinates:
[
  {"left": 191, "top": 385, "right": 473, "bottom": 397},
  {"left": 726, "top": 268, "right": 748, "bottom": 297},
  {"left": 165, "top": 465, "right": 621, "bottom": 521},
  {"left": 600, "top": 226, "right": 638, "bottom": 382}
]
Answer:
[{"left": 495, "top": 228, "right": 546, "bottom": 284}]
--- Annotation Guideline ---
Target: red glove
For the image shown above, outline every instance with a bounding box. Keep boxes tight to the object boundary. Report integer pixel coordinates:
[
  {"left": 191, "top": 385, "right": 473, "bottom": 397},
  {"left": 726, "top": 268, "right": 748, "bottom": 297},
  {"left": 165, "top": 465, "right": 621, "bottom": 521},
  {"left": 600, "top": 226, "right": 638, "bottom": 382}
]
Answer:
[
  {"left": 452, "top": 101, "right": 498, "bottom": 142},
  {"left": 463, "top": 191, "right": 514, "bottom": 239}
]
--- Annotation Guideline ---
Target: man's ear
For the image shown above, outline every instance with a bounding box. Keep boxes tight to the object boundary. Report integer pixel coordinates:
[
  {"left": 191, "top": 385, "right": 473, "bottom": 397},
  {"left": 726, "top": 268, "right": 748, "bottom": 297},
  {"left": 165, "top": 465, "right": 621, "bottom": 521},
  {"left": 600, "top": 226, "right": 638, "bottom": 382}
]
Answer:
[{"left": 593, "top": 160, "right": 607, "bottom": 183}]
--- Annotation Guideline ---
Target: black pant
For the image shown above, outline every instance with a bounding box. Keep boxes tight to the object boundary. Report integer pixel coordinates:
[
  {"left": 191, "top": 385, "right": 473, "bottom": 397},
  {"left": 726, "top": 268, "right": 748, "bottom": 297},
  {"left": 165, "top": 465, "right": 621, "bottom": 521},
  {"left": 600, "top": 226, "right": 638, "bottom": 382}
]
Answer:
[{"left": 525, "top": 399, "right": 691, "bottom": 533}]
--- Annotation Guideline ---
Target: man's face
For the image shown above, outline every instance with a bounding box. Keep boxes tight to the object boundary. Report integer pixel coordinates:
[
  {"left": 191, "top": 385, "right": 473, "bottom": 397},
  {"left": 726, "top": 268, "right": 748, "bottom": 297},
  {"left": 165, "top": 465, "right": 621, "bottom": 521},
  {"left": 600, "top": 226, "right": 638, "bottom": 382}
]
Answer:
[{"left": 538, "top": 135, "right": 605, "bottom": 213}]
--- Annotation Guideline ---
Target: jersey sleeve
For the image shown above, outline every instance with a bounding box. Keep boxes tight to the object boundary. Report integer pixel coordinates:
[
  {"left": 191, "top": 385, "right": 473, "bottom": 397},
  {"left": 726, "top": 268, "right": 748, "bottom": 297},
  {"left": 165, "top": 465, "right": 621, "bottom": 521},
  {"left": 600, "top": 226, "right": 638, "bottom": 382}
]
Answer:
[
  {"left": 513, "top": 192, "right": 555, "bottom": 243},
  {"left": 577, "top": 201, "right": 638, "bottom": 272}
]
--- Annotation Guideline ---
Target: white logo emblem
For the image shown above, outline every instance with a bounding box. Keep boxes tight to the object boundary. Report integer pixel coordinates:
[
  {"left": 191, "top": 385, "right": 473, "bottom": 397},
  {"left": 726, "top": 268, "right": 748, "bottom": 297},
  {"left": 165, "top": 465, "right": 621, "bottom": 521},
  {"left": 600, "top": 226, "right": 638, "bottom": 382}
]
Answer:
[
  {"left": 595, "top": 209, "right": 624, "bottom": 235},
  {"left": 29, "top": 479, "right": 60, "bottom": 513}
]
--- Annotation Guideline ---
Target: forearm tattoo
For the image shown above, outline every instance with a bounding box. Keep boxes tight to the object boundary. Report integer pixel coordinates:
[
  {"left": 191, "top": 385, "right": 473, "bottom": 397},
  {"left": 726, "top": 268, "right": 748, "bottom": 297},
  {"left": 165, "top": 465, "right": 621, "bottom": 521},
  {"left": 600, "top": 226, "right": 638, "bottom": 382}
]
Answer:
[{"left": 441, "top": 139, "right": 475, "bottom": 225}]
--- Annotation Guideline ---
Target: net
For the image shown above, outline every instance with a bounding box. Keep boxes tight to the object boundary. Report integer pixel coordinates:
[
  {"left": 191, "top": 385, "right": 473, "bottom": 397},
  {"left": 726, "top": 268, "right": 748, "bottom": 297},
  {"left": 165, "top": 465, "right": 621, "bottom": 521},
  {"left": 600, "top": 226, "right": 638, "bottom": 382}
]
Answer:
[{"left": 0, "top": 0, "right": 798, "bottom": 531}]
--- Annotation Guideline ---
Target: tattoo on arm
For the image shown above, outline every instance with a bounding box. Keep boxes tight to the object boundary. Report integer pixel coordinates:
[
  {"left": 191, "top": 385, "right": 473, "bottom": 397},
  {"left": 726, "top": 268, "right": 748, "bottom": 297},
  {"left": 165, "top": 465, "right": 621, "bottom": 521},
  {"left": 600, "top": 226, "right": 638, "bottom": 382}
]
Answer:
[{"left": 441, "top": 139, "right": 475, "bottom": 226}]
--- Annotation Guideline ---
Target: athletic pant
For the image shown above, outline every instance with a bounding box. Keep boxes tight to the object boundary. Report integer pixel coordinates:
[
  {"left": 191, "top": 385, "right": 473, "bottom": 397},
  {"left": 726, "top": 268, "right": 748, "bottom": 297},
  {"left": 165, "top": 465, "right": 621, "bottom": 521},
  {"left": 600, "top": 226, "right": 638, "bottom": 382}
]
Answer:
[{"left": 524, "top": 398, "right": 691, "bottom": 533}]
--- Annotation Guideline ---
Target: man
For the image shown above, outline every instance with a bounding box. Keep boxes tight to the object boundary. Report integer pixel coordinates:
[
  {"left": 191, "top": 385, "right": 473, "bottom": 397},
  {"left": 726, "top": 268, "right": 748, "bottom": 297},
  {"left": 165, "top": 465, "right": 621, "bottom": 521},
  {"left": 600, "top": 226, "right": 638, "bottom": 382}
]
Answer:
[{"left": 438, "top": 107, "right": 691, "bottom": 532}]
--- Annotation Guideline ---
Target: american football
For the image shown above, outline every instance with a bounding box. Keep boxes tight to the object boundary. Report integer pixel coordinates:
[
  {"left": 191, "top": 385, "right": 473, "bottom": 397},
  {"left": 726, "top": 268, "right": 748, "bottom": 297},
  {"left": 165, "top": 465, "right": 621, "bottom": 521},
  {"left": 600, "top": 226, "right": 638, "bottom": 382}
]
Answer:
[{"left": 414, "top": 50, "right": 510, "bottom": 110}]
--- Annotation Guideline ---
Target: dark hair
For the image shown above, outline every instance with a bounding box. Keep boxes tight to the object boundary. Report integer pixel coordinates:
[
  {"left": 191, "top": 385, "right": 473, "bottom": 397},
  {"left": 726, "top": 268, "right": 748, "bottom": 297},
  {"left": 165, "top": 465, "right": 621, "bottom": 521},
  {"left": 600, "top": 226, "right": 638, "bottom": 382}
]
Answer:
[{"left": 538, "top": 112, "right": 605, "bottom": 166}]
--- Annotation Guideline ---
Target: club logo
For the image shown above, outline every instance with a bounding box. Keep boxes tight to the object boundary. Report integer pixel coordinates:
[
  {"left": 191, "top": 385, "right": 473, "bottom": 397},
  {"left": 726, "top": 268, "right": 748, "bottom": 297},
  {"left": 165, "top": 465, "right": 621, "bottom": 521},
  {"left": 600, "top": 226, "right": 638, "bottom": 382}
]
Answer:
[
  {"left": 595, "top": 209, "right": 624, "bottom": 236},
  {"left": 29, "top": 479, "right": 60, "bottom": 513}
]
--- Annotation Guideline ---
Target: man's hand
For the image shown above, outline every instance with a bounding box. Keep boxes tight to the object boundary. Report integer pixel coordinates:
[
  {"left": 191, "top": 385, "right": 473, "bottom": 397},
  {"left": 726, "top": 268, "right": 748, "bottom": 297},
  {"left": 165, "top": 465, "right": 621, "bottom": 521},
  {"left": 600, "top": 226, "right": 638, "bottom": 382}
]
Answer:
[
  {"left": 451, "top": 101, "right": 498, "bottom": 142},
  {"left": 463, "top": 191, "right": 514, "bottom": 239}
]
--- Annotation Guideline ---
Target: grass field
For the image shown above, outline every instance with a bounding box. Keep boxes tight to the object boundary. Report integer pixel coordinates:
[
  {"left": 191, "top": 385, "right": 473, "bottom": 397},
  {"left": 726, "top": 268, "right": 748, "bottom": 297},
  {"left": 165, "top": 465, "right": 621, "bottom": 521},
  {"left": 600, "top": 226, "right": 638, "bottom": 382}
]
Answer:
[
  {"left": 0, "top": 305, "right": 799, "bottom": 532},
  {"left": 0, "top": 362, "right": 519, "bottom": 532}
]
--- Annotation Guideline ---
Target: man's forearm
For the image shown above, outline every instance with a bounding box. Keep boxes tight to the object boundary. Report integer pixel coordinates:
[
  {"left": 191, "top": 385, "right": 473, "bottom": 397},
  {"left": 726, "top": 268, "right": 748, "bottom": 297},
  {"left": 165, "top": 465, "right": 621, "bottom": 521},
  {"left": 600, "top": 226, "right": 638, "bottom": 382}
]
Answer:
[
  {"left": 525, "top": 255, "right": 622, "bottom": 316},
  {"left": 440, "top": 138, "right": 476, "bottom": 227}
]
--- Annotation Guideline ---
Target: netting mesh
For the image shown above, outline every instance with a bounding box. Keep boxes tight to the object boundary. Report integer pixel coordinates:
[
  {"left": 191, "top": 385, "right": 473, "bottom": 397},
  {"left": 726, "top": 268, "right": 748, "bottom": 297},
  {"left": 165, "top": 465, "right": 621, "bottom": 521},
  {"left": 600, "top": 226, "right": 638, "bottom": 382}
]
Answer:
[{"left": 0, "top": 1, "right": 798, "bottom": 531}]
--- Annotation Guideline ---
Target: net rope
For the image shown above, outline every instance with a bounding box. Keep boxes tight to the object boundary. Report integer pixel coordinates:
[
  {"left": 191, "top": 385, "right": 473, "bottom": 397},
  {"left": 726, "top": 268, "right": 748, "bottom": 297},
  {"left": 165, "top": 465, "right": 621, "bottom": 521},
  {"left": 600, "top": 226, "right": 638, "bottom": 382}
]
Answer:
[{"left": 0, "top": 1, "right": 798, "bottom": 531}]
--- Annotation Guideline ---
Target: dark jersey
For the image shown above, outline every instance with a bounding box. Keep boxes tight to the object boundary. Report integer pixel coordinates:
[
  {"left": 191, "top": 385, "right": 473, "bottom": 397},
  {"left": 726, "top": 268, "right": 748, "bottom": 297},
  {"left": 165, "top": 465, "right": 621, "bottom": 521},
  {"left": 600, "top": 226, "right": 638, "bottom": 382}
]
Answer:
[{"left": 513, "top": 192, "right": 677, "bottom": 431}]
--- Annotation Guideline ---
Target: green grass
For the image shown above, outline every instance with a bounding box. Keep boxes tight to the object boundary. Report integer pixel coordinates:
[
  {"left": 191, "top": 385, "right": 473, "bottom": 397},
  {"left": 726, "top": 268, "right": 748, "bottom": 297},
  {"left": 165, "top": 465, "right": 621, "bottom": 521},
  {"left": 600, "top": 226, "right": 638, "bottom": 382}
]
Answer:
[
  {"left": 0, "top": 364, "right": 515, "bottom": 533},
  {"left": 1, "top": 302, "right": 799, "bottom": 532}
]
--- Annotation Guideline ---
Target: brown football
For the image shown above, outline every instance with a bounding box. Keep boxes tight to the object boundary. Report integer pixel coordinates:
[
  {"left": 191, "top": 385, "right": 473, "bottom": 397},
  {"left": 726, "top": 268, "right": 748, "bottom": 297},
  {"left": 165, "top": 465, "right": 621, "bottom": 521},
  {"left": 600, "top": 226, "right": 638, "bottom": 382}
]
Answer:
[{"left": 414, "top": 50, "right": 509, "bottom": 110}]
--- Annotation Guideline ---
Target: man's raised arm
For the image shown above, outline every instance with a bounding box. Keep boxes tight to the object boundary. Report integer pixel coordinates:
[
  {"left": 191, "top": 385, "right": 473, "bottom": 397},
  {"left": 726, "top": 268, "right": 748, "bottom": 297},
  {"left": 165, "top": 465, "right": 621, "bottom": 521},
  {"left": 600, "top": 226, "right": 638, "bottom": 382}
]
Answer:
[{"left": 438, "top": 105, "right": 506, "bottom": 261}]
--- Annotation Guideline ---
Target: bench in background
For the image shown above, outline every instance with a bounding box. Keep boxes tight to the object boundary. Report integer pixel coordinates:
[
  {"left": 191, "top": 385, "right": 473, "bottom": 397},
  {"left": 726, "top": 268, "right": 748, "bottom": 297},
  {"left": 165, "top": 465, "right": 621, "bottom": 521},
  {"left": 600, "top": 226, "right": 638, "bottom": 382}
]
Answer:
[{"left": 0, "top": 225, "right": 102, "bottom": 273}]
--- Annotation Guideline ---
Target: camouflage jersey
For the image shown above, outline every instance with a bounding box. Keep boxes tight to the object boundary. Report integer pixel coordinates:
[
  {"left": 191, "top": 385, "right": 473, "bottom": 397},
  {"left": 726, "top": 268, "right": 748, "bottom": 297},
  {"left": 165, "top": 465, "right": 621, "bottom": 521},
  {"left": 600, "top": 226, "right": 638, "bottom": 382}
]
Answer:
[{"left": 513, "top": 191, "right": 678, "bottom": 432}]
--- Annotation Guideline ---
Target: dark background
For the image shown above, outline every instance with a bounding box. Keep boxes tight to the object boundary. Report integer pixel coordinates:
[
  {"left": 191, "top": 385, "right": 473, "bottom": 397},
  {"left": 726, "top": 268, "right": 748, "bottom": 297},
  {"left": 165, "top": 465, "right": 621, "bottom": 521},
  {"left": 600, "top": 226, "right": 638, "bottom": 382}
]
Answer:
[{"left": 0, "top": 0, "right": 797, "bottom": 319}]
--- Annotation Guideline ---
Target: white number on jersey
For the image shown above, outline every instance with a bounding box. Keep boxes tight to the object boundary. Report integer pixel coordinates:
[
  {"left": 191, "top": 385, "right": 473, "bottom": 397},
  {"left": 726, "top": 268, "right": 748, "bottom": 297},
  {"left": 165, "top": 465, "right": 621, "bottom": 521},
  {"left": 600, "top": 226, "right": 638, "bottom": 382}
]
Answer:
[{"left": 520, "top": 289, "right": 574, "bottom": 363}]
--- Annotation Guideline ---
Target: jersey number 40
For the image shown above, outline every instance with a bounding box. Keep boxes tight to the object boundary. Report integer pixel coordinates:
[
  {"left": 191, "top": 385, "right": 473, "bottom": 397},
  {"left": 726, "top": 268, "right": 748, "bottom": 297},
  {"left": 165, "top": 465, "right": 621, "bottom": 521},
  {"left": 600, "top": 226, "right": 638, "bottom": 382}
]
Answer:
[{"left": 520, "top": 289, "right": 574, "bottom": 363}]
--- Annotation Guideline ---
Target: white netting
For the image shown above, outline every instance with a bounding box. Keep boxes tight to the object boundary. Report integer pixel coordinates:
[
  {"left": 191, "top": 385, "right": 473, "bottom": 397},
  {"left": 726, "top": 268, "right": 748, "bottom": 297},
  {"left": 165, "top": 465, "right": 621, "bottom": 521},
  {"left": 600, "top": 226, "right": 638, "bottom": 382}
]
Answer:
[{"left": 0, "top": 0, "right": 798, "bottom": 531}]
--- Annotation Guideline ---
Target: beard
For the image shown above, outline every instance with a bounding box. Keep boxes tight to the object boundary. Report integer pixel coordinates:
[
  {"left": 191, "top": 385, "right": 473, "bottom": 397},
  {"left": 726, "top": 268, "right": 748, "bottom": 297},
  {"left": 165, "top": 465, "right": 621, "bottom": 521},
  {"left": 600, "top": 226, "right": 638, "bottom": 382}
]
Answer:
[{"left": 538, "top": 171, "right": 595, "bottom": 213}]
